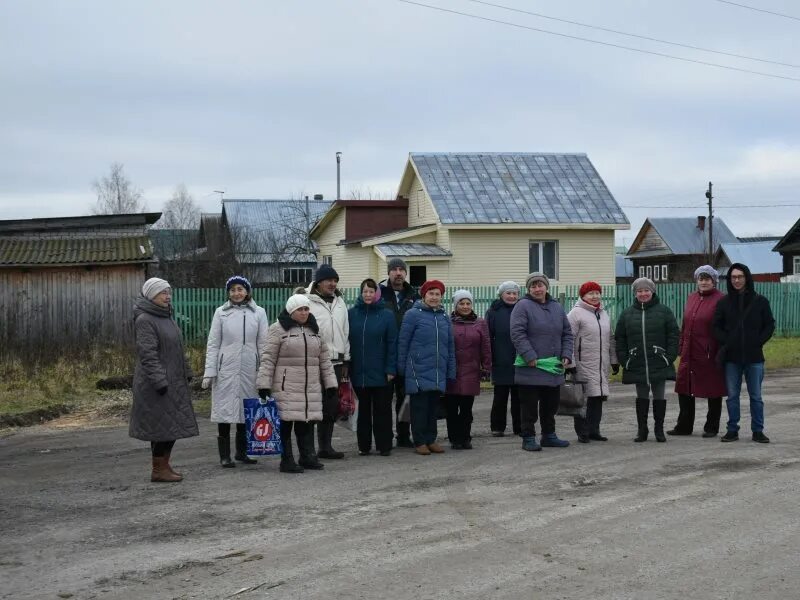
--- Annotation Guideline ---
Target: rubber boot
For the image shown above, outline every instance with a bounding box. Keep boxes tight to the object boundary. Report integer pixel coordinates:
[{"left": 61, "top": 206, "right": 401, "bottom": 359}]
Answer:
[
  {"left": 217, "top": 436, "right": 236, "bottom": 468},
  {"left": 316, "top": 421, "right": 344, "bottom": 459},
  {"left": 653, "top": 399, "right": 667, "bottom": 442},
  {"left": 298, "top": 425, "right": 324, "bottom": 470},
  {"left": 234, "top": 427, "right": 257, "bottom": 464},
  {"left": 151, "top": 456, "right": 182, "bottom": 482},
  {"left": 634, "top": 398, "right": 649, "bottom": 442},
  {"left": 164, "top": 450, "right": 183, "bottom": 477},
  {"left": 279, "top": 428, "right": 304, "bottom": 474}
]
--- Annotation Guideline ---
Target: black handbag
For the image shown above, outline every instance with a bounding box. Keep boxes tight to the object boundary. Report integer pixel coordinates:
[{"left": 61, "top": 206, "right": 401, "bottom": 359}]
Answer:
[{"left": 558, "top": 373, "right": 587, "bottom": 418}]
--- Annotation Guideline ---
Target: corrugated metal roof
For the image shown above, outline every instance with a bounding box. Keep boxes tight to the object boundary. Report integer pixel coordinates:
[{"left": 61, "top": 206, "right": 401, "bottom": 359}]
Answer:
[
  {"left": 629, "top": 218, "right": 738, "bottom": 258},
  {"left": 719, "top": 241, "right": 782, "bottom": 275},
  {"left": 0, "top": 235, "right": 153, "bottom": 266},
  {"left": 223, "top": 199, "right": 332, "bottom": 263},
  {"left": 409, "top": 153, "right": 628, "bottom": 226},
  {"left": 376, "top": 243, "right": 452, "bottom": 258}
]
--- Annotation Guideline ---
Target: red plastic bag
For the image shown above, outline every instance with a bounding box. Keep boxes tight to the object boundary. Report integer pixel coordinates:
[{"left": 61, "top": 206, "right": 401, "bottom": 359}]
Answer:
[{"left": 337, "top": 380, "right": 356, "bottom": 419}]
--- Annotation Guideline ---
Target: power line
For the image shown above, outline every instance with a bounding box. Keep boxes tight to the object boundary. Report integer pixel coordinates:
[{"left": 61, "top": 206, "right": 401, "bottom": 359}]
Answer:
[
  {"left": 394, "top": 0, "right": 800, "bottom": 82},
  {"left": 621, "top": 203, "right": 800, "bottom": 208},
  {"left": 711, "top": 0, "right": 800, "bottom": 22},
  {"left": 463, "top": 0, "right": 800, "bottom": 69}
]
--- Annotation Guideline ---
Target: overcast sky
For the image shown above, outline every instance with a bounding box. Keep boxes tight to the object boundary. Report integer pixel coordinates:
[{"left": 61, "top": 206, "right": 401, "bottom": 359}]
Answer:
[{"left": 1, "top": 0, "right": 799, "bottom": 245}]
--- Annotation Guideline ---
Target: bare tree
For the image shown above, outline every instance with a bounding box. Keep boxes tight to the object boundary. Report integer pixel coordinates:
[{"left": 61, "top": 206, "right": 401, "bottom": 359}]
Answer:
[
  {"left": 157, "top": 184, "right": 201, "bottom": 229},
  {"left": 347, "top": 185, "right": 394, "bottom": 200},
  {"left": 91, "top": 162, "right": 146, "bottom": 214}
]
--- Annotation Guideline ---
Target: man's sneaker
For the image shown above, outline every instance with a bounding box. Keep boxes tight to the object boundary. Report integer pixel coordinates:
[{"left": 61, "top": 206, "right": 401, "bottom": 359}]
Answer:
[
  {"left": 752, "top": 431, "right": 770, "bottom": 443},
  {"left": 721, "top": 431, "right": 739, "bottom": 442}
]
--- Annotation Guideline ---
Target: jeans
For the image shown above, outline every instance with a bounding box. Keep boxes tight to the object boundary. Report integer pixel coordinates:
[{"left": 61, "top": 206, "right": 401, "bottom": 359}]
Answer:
[
  {"left": 355, "top": 385, "right": 393, "bottom": 453},
  {"left": 490, "top": 385, "right": 521, "bottom": 435},
  {"left": 410, "top": 391, "right": 440, "bottom": 446},
  {"left": 724, "top": 362, "right": 765, "bottom": 433},
  {"left": 518, "top": 385, "right": 560, "bottom": 438}
]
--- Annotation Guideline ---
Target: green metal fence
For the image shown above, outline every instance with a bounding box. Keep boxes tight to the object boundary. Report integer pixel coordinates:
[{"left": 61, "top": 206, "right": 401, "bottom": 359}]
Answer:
[{"left": 172, "top": 282, "right": 800, "bottom": 344}]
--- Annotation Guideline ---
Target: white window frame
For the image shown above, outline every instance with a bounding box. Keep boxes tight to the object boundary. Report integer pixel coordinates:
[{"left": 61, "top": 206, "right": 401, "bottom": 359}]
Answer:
[
  {"left": 653, "top": 266, "right": 660, "bottom": 281},
  {"left": 793, "top": 256, "right": 800, "bottom": 274},
  {"left": 646, "top": 265, "right": 652, "bottom": 279},
  {"left": 662, "top": 265, "right": 668, "bottom": 281},
  {"left": 528, "top": 240, "right": 559, "bottom": 279},
  {"left": 639, "top": 266, "right": 645, "bottom": 278},
  {"left": 283, "top": 267, "right": 313, "bottom": 284},
  {"left": 322, "top": 255, "right": 333, "bottom": 266}
]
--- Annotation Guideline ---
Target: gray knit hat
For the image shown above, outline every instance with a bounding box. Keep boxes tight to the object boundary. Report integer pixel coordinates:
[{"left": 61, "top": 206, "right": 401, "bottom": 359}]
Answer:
[
  {"left": 525, "top": 272, "right": 550, "bottom": 290},
  {"left": 497, "top": 281, "right": 520, "bottom": 297},
  {"left": 142, "top": 277, "right": 170, "bottom": 300},
  {"left": 452, "top": 289, "right": 473, "bottom": 307},
  {"left": 387, "top": 257, "right": 408, "bottom": 273},
  {"left": 632, "top": 277, "right": 656, "bottom": 293},
  {"left": 694, "top": 265, "right": 719, "bottom": 282}
]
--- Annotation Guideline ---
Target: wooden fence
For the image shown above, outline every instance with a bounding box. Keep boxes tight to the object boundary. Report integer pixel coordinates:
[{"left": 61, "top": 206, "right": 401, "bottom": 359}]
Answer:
[{"left": 172, "top": 282, "right": 800, "bottom": 344}]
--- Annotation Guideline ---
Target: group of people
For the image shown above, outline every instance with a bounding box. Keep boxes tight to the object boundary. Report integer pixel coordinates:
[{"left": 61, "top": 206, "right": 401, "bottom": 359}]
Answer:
[{"left": 128, "top": 259, "right": 776, "bottom": 481}]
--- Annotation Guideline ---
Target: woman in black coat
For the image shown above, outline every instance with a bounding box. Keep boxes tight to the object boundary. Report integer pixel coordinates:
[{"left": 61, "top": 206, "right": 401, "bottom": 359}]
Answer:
[{"left": 486, "top": 281, "right": 521, "bottom": 436}]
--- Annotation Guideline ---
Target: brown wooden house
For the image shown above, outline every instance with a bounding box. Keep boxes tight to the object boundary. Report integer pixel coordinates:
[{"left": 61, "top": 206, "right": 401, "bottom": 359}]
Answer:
[{"left": 773, "top": 216, "right": 800, "bottom": 277}]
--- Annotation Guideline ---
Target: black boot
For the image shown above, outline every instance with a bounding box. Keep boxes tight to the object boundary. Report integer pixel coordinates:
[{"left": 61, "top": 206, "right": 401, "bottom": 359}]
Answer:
[
  {"left": 234, "top": 426, "right": 257, "bottom": 464},
  {"left": 316, "top": 421, "right": 344, "bottom": 459},
  {"left": 653, "top": 399, "right": 667, "bottom": 442},
  {"left": 634, "top": 398, "right": 649, "bottom": 442},
  {"left": 298, "top": 424, "right": 324, "bottom": 470},
  {"left": 279, "top": 425, "right": 304, "bottom": 474},
  {"left": 217, "top": 436, "right": 235, "bottom": 468},
  {"left": 667, "top": 394, "right": 694, "bottom": 435}
]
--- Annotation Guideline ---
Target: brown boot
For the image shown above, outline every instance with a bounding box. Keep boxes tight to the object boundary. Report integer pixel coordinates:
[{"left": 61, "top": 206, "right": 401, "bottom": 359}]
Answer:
[
  {"left": 164, "top": 451, "right": 183, "bottom": 478},
  {"left": 415, "top": 444, "right": 431, "bottom": 456},
  {"left": 427, "top": 442, "right": 445, "bottom": 454},
  {"left": 151, "top": 456, "right": 182, "bottom": 482}
]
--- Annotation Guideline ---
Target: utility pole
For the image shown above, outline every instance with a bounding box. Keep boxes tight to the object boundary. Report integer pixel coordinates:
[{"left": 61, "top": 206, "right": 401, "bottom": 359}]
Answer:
[
  {"left": 705, "top": 181, "right": 714, "bottom": 266},
  {"left": 304, "top": 195, "right": 311, "bottom": 254},
  {"left": 336, "top": 152, "right": 342, "bottom": 201}
]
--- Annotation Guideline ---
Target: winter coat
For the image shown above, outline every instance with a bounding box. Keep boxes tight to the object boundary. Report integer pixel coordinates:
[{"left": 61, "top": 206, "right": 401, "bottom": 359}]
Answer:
[
  {"left": 202, "top": 300, "right": 269, "bottom": 423},
  {"left": 615, "top": 294, "right": 680, "bottom": 385},
  {"left": 379, "top": 280, "right": 420, "bottom": 329},
  {"left": 485, "top": 299, "right": 517, "bottom": 386},
  {"left": 129, "top": 297, "right": 198, "bottom": 442},
  {"left": 510, "top": 294, "right": 574, "bottom": 387},
  {"left": 348, "top": 298, "right": 398, "bottom": 388},
  {"left": 397, "top": 300, "right": 456, "bottom": 394},
  {"left": 306, "top": 286, "right": 350, "bottom": 362},
  {"left": 567, "top": 300, "right": 617, "bottom": 398},
  {"left": 712, "top": 263, "right": 776, "bottom": 365},
  {"left": 446, "top": 313, "right": 492, "bottom": 396},
  {"left": 675, "top": 289, "right": 727, "bottom": 398},
  {"left": 256, "top": 312, "right": 337, "bottom": 422}
]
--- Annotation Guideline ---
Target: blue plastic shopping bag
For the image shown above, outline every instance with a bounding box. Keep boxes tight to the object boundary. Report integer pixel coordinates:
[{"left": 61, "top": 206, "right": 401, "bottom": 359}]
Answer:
[{"left": 243, "top": 398, "right": 283, "bottom": 456}]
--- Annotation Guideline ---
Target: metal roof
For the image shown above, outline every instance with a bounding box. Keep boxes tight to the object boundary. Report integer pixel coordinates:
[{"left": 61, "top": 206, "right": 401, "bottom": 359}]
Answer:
[
  {"left": 409, "top": 153, "right": 628, "bottom": 226},
  {"left": 629, "top": 218, "right": 738, "bottom": 258},
  {"left": 719, "top": 241, "right": 782, "bottom": 275},
  {"left": 223, "top": 199, "right": 332, "bottom": 264},
  {"left": 376, "top": 243, "right": 452, "bottom": 258},
  {"left": 149, "top": 229, "right": 199, "bottom": 260},
  {"left": 0, "top": 235, "right": 153, "bottom": 266}
]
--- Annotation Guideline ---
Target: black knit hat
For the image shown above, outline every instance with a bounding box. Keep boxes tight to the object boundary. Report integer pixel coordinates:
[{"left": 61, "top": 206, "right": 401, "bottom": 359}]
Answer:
[{"left": 314, "top": 263, "right": 339, "bottom": 283}]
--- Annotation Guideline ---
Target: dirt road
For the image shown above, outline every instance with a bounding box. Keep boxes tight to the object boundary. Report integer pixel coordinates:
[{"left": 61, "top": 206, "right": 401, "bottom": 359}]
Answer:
[{"left": 2, "top": 374, "right": 800, "bottom": 600}]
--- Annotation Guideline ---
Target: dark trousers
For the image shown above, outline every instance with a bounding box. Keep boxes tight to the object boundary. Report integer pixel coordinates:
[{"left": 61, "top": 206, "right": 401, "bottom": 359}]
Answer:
[
  {"left": 573, "top": 396, "right": 605, "bottom": 436},
  {"left": 392, "top": 377, "right": 411, "bottom": 441},
  {"left": 444, "top": 394, "right": 475, "bottom": 445},
  {"left": 150, "top": 440, "right": 175, "bottom": 457},
  {"left": 217, "top": 423, "right": 246, "bottom": 437},
  {"left": 355, "top": 385, "right": 393, "bottom": 453},
  {"left": 518, "top": 385, "right": 560, "bottom": 438},
  {"left": 280, "top": 421, "right": 312, "bottom": 457},
  {"left": 673, "top": 394, "right": 723, "bottom": 434},
  {"left": 410, "top": 390, "right": 440, "bottom": 446},
  {"left": 490, "top": 385, "right": 520, "bottom": 435}
]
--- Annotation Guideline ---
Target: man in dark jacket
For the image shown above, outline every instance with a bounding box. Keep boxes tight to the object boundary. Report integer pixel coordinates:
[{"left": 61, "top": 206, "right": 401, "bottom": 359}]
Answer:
[
  {"left": 379, "top": 257, "right": 420, "bottom": 447},
  {"left": 713, "top": 262, "right": 775, "bottom": 443}
]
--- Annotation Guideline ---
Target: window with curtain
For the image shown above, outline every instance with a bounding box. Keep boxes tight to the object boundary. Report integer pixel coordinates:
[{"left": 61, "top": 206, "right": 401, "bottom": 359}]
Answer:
[{"left": 529, "top": 241, "right": 558, "bottom": 279}]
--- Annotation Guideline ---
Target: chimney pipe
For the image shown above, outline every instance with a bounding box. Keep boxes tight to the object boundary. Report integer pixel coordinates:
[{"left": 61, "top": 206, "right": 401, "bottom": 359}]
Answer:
[
  {"left": 336, "top": 152, "right": 342, "bottom": 201},
  {"left": 313, "top": 194, "right": 323, "bottom": 200},
  {"left": 697, "top": 215, "right": 706, "bottom": 231}
]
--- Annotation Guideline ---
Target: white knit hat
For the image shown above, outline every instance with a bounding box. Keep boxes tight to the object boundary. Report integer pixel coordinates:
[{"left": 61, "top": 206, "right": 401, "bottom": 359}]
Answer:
[
  {"left": 285, "top": 294, "right": 310, "bottom": 314},
  {"left": 142, "top": 277, "right": 170, "bottom": 300},
  {"left": 452, "top": 289, "right": 473, "bottom": 307},
  {"left": 497, "top": 281, "right": 520, "bottom": 297}
]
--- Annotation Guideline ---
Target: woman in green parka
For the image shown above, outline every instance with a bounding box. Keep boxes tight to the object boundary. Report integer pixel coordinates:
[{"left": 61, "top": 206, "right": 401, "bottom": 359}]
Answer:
[{"left": 615, "top": 277, "right": 679, "bottom": 443}]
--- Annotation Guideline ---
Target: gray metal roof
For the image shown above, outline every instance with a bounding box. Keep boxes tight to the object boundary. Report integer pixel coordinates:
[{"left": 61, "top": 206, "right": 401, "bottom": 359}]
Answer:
[
  {"left": 629, "top": 217, "right": 738, "bottom": 258},
  {"left": 376, "top": 243, "right": 452, "bottom": 258},
  {"left": 409, "top": 153, "right": 628, "bottom": 226},
  {"left": 223, "top": 199, "right": 331, "bottom": 264},
  {"left": 719, "top": 241, "right": 782, "bottom": 274}
]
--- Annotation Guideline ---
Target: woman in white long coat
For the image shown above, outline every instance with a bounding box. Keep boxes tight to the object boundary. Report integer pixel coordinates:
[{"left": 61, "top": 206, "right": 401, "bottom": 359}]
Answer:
[
  {"left": 202, "top": 276, "right": 269, "bottom": 467},
  {"left": 567, "top": 282, "right": 619, "bottom": 443}
]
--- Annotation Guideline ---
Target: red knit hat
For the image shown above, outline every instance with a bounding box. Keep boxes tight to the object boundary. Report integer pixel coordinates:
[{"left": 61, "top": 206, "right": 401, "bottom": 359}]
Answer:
[
  {"left": 579, "top": 281, "right": 602, "bottom": 298},
  {"left": 420, "top": 279, "right": 445, "bottom": 297}
]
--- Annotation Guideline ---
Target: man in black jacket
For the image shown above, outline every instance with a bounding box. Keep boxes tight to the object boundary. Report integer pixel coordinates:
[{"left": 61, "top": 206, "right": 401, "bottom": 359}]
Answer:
[
  {"left": 379, "top": 258, "right": 420, "bottom": 447},
  {"left": 712, "top": 262, "right": 775, "bottom": 443}
]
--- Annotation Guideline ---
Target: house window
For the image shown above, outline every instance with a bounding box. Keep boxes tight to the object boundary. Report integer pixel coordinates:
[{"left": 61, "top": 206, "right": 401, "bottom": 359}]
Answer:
[
  {"left": 639, "top": 266, "right": 645, "bottom": 278},
  {"left": 529, "top": 241, "right": 558, "bottom": 279},
  {"left": 653, "top": 266, "right": 660, "bottom": 281},
  {"left": 646, "top": 265, "right": 652, "bottom": 279},
  {"left": 794, "top": 256, "right": 800, "bottom": 274},
  {"left": 661, "top": 265, "right": 668, "bottom": 281},
  {"left": 283, "top": 267, "right": 313, "bottom": 284},
  {"left": 322, "top": 255, "right": 333, "bottom": 266}
]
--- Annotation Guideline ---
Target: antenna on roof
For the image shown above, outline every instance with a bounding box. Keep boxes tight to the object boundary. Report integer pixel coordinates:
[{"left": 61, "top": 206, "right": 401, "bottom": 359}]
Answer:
[
  {"left": 336, "top": 152, "right": 342, "bottom": 201},
  {"left": 213, "top": 190, "right": 225, "bottom": 205}
]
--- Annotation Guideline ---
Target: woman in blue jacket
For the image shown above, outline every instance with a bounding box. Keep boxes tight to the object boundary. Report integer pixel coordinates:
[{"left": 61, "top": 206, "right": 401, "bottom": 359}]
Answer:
[
  {"left": 397, "top": 279, "right": 456, "bottom": 456},
  {"left": 348, "top": 278, "right": 398, "bottom": 456}
]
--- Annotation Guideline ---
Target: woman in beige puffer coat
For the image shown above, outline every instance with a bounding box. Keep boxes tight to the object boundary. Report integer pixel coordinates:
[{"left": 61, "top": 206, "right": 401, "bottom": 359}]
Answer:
[{"left": 257, "top": 294, "right": 338, "bottom": 473}]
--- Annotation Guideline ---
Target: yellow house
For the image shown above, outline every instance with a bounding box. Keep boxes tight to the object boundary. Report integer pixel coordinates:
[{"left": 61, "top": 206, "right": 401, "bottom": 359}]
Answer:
[{"left": 311, "top": 153, "right": 630, "bottom": 289}]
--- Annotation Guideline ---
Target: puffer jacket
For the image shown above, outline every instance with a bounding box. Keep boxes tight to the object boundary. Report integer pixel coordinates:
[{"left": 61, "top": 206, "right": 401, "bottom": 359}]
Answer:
[
  {"left": 348, "top": 297, "right": 398, "bottom": 388},
  {"left": 203, "top": 299, "right": 269, "bottom": 423},
  {"left": 567, "top": 299, "right": 617, "bottom": 398},
  {"left": 129, "top": 297, "right": 198, "bottom": 442},
  {"left": 306, "top": 285, "right": 350, "bottom": 363},
  {"left": 446, "top": 312, "right": 492, "bottom": 397},
  {"left": 397, "top": 300, "right": 456, "bottom": 394},
  {"left": 485, "top": 299, "right": 517, "bottom": 386},
  {"left": 256, "top": 311, "right": 337, "bottom": 422},
  {"left": 615, "top": 293, "right": 679, "bottom": 385},
  {"left": 675, "top": 289, "right": 727, "bottom": 398}
]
